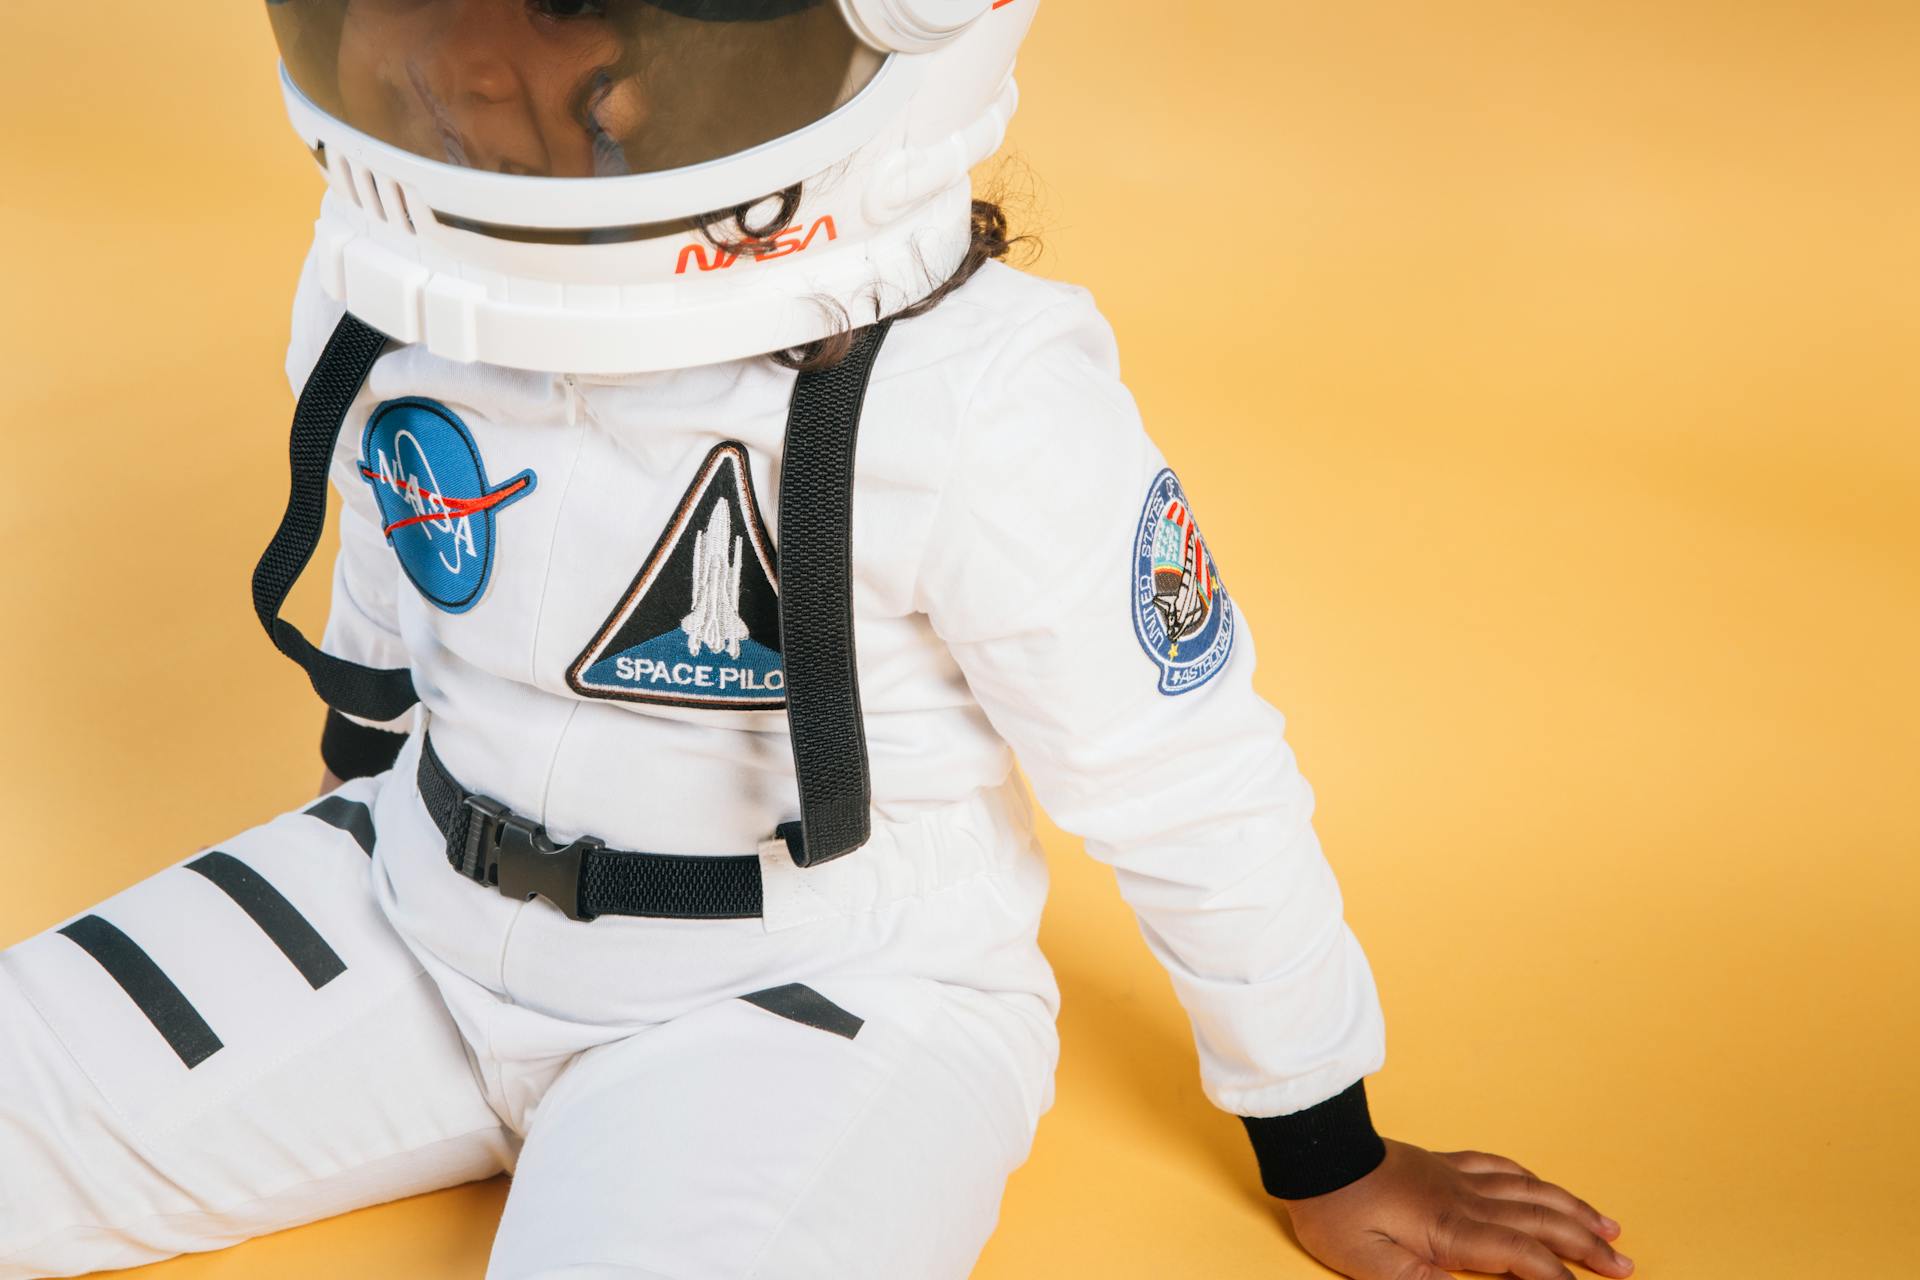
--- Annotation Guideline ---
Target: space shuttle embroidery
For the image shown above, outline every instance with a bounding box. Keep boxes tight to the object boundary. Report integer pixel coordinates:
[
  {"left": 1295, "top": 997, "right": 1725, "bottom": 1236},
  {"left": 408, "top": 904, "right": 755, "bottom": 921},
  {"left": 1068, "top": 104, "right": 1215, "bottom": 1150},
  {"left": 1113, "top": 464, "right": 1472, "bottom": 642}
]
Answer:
[
  {"left": 1151, "top": 497, "right": 1216, "bottom": 656},
  {"left": 567, "top": 442, "right": 786, "bottom": 709},
  {"left": 681, "top": 502, "right": 751, "bottom": 659}
]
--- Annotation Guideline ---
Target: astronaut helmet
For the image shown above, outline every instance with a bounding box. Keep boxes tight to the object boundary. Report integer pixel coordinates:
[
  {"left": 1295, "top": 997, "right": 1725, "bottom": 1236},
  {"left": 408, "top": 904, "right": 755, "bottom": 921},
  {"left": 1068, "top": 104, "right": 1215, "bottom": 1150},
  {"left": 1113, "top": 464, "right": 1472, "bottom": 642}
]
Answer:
[{"left": 266, "top": 0, "right": 1038, "bottom": 374}]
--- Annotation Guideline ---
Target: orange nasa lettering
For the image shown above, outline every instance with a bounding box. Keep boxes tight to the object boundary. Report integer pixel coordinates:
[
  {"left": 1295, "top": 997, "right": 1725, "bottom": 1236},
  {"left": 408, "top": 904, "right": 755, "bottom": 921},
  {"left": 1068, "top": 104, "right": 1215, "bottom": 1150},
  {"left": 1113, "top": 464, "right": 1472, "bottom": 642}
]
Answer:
[{"left": 675, "top": 216, "right": 839, "bottom": 276}]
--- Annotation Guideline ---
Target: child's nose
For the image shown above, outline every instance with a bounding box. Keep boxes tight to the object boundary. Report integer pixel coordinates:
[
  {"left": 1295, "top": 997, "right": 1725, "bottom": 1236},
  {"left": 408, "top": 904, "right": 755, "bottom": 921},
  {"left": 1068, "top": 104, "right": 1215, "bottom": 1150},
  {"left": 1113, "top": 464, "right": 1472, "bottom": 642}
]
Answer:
[
  {"left": 438, "top": 2, "right": 524, "bottom": 106},
  {"left": 414, "top": 0, "right": 550, "bottom": 173}
]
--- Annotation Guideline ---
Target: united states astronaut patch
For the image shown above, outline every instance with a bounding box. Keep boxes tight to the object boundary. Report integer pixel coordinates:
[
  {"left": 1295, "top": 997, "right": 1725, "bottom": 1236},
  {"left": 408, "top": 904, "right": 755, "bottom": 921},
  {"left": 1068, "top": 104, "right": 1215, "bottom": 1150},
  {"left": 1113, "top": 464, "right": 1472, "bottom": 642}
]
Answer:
[
  {"left": 359, "top": 397, "right": 536, "bottom": 614},
  {"left": 567, "top": 442, "right": 785, "bottom": 709},
  {"left": 1133, "top": 468, "right": 1236, "bottom": 695}
]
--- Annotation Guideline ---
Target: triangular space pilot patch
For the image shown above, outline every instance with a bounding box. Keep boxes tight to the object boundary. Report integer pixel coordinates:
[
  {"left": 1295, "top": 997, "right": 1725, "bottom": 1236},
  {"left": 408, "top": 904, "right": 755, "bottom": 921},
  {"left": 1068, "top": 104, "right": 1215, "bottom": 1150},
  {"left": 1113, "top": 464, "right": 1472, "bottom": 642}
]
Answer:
[{"left": 567, "top": 442, "right": 785, "bottom": 709}]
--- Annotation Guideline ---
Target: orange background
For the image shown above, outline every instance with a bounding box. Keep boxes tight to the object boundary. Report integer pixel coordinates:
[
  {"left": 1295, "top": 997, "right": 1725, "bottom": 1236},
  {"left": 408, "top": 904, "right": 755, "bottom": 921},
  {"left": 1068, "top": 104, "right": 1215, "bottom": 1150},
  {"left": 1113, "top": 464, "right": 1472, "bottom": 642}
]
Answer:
[{"left": 2, "top": 3, "right": 1917, "bottom": 1277}]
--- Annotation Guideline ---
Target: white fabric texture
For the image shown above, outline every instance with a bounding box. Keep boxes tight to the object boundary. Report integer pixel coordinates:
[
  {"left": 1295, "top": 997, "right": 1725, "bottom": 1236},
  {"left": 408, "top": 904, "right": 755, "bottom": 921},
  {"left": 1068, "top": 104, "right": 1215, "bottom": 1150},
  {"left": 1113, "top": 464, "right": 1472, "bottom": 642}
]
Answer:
[
  {"left": 0, "top": 777, "right": 511, "bottom": 1279},
  {"left": 0, "top": 761, "right": 1056, "bottom": 1279}
]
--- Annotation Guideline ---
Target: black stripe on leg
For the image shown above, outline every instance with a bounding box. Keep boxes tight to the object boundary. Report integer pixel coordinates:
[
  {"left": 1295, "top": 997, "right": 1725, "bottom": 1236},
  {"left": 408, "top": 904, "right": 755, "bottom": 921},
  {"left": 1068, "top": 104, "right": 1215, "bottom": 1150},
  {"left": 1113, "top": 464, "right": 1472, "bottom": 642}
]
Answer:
[
  {"left": 57, "top": 915, "right": 223, "bottom": 1068},
  {"left": 304, "top": 795, "right": 376, "bottom": 857},
  {"left": 740, "top": 984, "right": 864, "bottom": 1040},
  {"left": 186, "top": 852, "right": 348, "bottom": 991}
]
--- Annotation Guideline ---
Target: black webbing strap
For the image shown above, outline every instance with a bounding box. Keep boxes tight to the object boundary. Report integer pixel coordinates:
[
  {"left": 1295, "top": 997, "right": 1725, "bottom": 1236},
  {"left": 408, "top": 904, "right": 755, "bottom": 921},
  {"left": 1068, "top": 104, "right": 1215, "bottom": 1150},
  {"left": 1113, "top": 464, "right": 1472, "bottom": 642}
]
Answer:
[
  {"left": 250, "top": 312, "right": 420, "bottom": 723},
  {"left": 417, "top": 735, "right": 763, "bottom": 920},
  {"left": 776, "top": 320, "right": 893, "bottom": 868},
  {"left": 256, "top": 310, "right": 890, "bottom": 877}
]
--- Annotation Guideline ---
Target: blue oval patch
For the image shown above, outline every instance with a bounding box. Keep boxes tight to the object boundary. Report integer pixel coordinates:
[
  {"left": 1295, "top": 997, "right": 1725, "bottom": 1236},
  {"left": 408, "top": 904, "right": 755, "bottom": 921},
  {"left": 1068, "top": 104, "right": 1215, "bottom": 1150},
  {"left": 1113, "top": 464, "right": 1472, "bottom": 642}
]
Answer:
[
  {"left": 1132, "top": 468, "right": 1235, "bottom": 695},
  {"left": 358, "top": 398, "right": 536, "bottom": 614}
]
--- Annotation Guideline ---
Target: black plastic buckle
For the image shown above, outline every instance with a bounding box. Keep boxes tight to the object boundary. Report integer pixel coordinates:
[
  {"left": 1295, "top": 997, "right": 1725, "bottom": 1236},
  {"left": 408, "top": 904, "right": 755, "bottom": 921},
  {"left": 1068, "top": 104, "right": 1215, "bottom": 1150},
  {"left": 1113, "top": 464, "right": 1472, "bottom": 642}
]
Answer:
[{"left": 463, "top": 794, "right": 604, "bottom": 922}]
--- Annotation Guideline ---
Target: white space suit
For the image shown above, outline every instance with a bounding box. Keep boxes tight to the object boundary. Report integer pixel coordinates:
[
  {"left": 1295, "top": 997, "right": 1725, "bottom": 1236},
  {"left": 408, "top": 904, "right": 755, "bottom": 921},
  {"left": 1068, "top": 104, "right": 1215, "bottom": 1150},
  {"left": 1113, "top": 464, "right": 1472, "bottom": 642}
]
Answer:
[
  {"left": 0, "top": 250, "right": 1384, "bottom": 1280},
  {"left": 0, "top": 2, "right": 1387, "bottom": 1275}
]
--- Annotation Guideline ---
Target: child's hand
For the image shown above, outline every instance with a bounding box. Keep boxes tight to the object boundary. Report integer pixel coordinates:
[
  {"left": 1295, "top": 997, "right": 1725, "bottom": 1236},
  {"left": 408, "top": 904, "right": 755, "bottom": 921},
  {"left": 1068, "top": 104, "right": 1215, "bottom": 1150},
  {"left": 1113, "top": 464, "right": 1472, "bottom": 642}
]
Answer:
[{"left": 1282, "top": 1139, "right": 1632, "bottom": 1280}]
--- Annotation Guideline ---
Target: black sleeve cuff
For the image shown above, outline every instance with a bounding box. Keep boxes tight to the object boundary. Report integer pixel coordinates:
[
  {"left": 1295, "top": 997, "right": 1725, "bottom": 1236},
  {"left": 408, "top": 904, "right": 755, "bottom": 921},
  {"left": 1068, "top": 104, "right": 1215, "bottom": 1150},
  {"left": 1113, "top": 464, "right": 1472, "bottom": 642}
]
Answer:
[
  {"left": 320, "top": 709, "right": 409, "bottom": 781},
  {"left": 1239, "top": 1079, "right": 1388, "bottom": 1200}
]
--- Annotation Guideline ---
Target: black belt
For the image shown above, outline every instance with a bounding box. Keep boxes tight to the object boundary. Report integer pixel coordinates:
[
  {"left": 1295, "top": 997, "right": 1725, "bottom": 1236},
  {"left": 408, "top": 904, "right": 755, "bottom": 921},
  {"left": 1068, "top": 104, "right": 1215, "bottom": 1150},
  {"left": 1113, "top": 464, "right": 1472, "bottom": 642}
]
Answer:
[{"left": 416, "top": 735, "right": 774, "bottom": 921}]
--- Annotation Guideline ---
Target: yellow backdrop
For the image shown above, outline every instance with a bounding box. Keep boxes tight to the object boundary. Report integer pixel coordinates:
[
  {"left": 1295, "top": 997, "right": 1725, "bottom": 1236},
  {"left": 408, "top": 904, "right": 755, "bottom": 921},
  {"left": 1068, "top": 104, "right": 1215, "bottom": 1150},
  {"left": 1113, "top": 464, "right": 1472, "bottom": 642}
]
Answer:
[{"left": 2, "top": 3, "right": 1914, "bottom": 1277}]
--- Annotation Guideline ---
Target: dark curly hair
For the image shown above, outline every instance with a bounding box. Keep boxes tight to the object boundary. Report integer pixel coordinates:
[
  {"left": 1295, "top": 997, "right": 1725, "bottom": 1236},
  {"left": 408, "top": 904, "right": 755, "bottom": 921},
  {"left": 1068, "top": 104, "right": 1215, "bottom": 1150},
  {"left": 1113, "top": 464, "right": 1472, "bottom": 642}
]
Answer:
[{"left": 696, "top": 185, "right": 1030, "bottom": 372}]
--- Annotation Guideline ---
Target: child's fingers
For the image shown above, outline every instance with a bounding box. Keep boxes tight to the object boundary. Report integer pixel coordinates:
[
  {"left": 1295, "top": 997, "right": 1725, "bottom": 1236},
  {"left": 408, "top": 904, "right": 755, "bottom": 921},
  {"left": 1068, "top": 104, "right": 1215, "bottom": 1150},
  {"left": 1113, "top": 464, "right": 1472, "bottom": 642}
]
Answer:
[
  {"left": 1465, "top": 1170, "right": 1617, "bottom": 1239},
  {"left": 1470, "top": 1195, "right": 1634, "bottom": 1278},
  {"left": 1438, "top": 1148, "right": 1538, "bottom": 1179},
  {"left": 1437, "top": 1149, "right": 1628, "bottom": 1239},
  {"left": 1431, "top": 1217, "right": 1575, "bottom": 1280}
]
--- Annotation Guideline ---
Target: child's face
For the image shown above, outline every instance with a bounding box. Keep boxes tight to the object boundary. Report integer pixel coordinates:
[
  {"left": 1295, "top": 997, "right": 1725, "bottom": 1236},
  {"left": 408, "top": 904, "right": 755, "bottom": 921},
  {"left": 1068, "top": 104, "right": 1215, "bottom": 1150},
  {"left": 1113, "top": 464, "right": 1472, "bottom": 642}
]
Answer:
[{"left": 335, "top": 0, "right": 645, "bottom": 178}]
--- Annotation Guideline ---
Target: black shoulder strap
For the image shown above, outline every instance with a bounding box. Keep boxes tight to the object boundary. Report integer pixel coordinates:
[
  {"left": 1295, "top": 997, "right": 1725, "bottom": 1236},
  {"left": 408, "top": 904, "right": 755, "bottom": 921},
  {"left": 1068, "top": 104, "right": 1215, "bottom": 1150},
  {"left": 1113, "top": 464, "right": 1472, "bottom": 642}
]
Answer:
[
  {"left": 776, "top": 321, "right": 893, "bottom": 867},
  {"left": 256, "top": 310, "right": 888, "bottom": 868},
  {"left": 250, "top": 312, "right": 421, "bottom": 723}
]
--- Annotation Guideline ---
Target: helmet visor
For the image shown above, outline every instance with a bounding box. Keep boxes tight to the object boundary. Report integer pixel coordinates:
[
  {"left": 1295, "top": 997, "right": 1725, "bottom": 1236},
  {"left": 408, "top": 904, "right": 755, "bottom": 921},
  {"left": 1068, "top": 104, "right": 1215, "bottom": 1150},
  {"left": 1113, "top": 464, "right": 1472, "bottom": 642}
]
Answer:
[{"left": 268, "top": 0, "right": 886, "bottom": 180}]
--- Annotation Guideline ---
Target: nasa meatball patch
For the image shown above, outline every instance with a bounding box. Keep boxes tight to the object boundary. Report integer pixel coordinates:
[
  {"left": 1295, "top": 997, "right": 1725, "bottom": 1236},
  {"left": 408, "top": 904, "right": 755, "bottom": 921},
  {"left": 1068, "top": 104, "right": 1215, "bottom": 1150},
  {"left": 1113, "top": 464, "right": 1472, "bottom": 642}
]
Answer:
[
  {"left": 1133, "top": 468, "right": 1235, "bottom": 695},
  {"left": 359, "top": 397, "right": 536, "bottom": 614},
  {"left": 567, "top": 442, "right": 785, "bottom": 709}
]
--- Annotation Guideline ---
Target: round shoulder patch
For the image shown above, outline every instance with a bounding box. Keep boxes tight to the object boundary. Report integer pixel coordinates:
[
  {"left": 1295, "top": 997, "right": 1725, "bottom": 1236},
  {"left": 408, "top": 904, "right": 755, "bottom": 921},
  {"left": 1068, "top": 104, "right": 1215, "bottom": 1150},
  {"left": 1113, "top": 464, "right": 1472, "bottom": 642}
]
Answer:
[
  {"left": 358, "top": 398, "right": 536, "bottom": 614},
  {"left": 1132, "top": 468, "right": 1235, "bottom": 695}
]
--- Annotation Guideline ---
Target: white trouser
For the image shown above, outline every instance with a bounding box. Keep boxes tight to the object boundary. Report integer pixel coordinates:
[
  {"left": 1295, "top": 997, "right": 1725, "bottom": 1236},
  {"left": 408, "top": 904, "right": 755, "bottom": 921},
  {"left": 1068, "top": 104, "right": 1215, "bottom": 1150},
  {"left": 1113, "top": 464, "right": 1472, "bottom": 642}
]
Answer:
[{"left": 0, "top": 740, "right": 1060, "bottom": 1279}]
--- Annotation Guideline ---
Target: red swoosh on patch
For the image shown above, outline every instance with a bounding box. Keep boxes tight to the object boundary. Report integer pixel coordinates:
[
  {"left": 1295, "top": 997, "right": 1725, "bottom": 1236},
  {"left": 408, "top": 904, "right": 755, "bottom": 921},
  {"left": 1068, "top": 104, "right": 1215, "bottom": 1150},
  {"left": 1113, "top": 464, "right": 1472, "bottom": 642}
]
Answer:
[{"left": 361, "top": 470, "right": 532, "bottom": 537}]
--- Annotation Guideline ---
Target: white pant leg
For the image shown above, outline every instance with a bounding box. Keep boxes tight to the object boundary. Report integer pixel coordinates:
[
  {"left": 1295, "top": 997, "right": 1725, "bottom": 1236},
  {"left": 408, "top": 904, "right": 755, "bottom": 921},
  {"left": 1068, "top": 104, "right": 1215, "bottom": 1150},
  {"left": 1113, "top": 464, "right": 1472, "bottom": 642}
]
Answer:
[
  {"left": 0, "top": 775, "right": 516, "bottom": 1279},
  {"left": 486, "top": 975, "right": 1056, "bottom": 1280}
]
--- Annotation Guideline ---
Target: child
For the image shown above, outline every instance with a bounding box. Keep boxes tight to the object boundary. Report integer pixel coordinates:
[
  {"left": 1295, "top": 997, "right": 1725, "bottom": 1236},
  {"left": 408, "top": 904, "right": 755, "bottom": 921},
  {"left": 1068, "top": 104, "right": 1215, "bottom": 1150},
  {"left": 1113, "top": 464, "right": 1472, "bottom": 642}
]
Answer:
[{"left": 0, "top": 3, "right": 1632, "bottom": 1278}]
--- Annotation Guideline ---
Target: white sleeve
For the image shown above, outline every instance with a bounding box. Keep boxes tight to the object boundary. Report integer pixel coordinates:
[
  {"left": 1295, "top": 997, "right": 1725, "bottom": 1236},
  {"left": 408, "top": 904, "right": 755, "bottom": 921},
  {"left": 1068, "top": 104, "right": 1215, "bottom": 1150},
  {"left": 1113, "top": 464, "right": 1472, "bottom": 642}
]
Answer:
[
  {"left": 915, "top": 292, "right": 1386, "bottom": 1127},
  {"left": 285, "top": 249, "right": 414, "bottom": 739}
]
